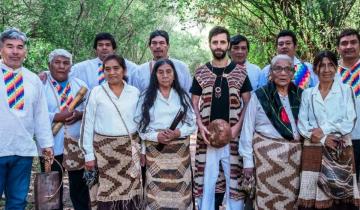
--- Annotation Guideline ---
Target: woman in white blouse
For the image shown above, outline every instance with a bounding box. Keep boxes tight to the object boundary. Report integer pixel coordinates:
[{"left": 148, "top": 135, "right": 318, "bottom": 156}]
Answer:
[
  {"left": 239, "top": 54, "right": 303, "bottom": 209},
  {"left": 297, "top": 51, "right": 359, "bottom": 209},
  {"left": 80, "top": 54, "right": 142, "bottom": 210},
  {"left": 136, "top": 58, "right": 196, "bottom": 209}
]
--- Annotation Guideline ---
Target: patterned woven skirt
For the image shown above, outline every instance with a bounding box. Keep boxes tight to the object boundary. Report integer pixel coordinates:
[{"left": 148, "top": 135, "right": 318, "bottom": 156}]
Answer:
[
  {"left": 253, "top": 133, "right": 302, "bottom": 210},
  {"left": 89, "top": 133, "right": 143, "bottom": 210},
  {"left": 145, "top": 137, "right": 193, "bottom": 210},
  {"left": 298, "top": 139, "right": 360, "bottom": 209}
]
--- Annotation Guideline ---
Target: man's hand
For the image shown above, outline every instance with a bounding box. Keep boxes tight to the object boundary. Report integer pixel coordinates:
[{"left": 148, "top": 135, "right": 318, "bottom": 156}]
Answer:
[
  {"left": 65, "top": 110, "right": 82, "bottom": 125},
  {"left": 85, "top": 160, "right": 96, "bottom": 170},
  {"left": 42, "top": 147, "right": 54, "bottom": 164},
  {"left": 38, "top": 71, "right": 48, "bottom": 84},
  {"left": 197, "top": 120, "right": 210, "bottom": 145},
  {"left": 311, "top": 128, "right": 324, "bottom": 143},
  {"left": 53, "top": 110, "right": 73, "bottom": 123}
]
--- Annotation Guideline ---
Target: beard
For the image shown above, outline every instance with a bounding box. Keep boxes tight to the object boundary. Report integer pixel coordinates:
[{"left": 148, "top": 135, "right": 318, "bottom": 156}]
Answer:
[{"left": 211, "top": 49, "right": 227, "bottom": 60}]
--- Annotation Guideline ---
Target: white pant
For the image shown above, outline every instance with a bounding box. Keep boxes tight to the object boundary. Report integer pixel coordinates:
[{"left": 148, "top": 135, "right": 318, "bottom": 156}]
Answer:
[{"left": 197, "top": 144, "right": 244, "bottom": 210}]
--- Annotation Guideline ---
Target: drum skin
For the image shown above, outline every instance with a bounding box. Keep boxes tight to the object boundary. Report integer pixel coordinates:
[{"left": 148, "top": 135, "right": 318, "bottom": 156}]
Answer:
[{"left": 207, "top": 119, "right": 231, "bottom": 148}]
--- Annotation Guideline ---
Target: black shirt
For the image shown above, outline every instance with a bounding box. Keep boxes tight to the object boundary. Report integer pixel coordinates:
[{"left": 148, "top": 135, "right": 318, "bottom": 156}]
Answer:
[{"left": 190, "top": 61, "right": 252, "bottom": 122}]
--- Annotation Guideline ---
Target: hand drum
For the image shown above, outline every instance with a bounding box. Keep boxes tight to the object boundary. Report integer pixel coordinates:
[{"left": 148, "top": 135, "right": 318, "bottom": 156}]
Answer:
[{"left": 208, "top": 119, "right": 231, "bottom": 148}]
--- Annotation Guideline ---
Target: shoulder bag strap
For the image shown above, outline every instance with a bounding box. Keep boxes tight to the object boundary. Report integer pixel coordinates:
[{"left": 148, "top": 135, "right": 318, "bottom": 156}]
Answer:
[
  {"left": 101, "top": 85, "right": 142, "bottom": 179},
  {"left": 100, "top": 85, "right": 133, "bottom": 142},
  {"left": 310, "top": 92, "right": 320, "bottom": 128}
]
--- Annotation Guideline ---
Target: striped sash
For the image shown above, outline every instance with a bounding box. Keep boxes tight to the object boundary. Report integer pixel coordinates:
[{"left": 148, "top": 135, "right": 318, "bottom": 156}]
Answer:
[
  {"left": 338, "top": 60, "right": 360, "bottom": 97},
  {"left": 293, "top": 62, "right": 311, "bottom": 89},
  {"left": 2, "top": 68, "right": 25, "bottom": 110},
  {"left": 50, "top": 78, "right": 73, "bottom": 111},
  {"left": 97, "top": 63, "right": 105, "bottom": 85}
]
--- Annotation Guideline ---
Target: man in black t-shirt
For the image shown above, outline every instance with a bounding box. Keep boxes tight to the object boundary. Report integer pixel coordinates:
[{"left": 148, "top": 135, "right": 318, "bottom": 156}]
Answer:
[{"left": 191, "top": 26, "right": 252, "bottom": 210}]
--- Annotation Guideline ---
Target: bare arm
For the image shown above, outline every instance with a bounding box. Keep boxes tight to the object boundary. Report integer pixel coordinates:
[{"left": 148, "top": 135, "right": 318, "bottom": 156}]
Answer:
[
  {"left": 191, "top": 95, "right": 201, "bottom": 123},
  {"left": 191, "top": 94, "right": 210, "bottom": 144},
  {"left": 231, "top": 91, "right": 251, "bottom": 139}
]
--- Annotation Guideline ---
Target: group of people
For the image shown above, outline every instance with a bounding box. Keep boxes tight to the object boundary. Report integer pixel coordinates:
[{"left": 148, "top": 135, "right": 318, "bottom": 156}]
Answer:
[{"left": 0, "top": 25, "right": 359, "bottom": 210}]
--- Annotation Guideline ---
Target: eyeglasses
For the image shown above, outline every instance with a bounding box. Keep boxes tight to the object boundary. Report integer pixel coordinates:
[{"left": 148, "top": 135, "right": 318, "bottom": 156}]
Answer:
[{"left": 271, "top": 66, "right": 294, "bottom": 73}]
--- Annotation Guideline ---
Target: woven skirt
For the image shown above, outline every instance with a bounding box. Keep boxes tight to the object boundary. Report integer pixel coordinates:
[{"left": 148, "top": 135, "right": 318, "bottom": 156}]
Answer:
[
  {"left": 89, "top": 133, "right": 143, "bottom": 210},
  {"left": 253, "top": 133, "right": 302, "bottom": 210},
  {"left": 298, "top": 139, "right": 360, "bottom": 209},
  {"left": 145, "top": 137, "right": 193, "bottom": 210}
]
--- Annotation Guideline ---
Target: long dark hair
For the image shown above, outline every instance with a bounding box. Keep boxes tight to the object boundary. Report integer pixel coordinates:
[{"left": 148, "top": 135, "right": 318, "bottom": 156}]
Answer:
[{"left": 138, "top": 58, "right": 192, "bottom": 132}]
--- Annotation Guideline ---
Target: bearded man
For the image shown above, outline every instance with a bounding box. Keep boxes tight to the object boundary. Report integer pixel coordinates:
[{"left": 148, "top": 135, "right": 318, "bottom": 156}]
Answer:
[{"left": 191, "top": 26, "right": 252, "bottom": 210}]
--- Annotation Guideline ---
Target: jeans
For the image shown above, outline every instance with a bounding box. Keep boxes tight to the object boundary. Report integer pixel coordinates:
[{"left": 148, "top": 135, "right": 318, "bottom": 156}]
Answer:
[{"left": 0, "top": 155, "right": 33, "bottom": 210}]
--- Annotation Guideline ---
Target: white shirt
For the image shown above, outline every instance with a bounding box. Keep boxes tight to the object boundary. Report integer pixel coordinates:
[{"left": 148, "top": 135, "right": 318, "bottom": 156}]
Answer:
[
  {"left": 132, "top": 58, "right": 192, "bottom": 93},
  {"left": 70, "top": 57, "right": 138, "bottom": 90},
  {"left": 239, "top": 92, "right": 299, "bottom": 168},
  {"left": 135, "top": 88, "right": 196, "bottom": 142},
  {"left": 44, "top": 75, "right": 88, "bottom": 156},
  {"left": 337, "top": 59, "right": 360, "bottom": 139},
  {"left": 298, "top": 81, "right": 356, "bottom": 143},
  {"left": 245, "top": 61, "right": 261, "bottom": 90},
  {"left": 0, "top": 62, "right": 54, "bottom": 157},
  {"left": 80, "top": 82, "right": 140, "bottom": 161},
  {"left": 258, "top": 57, "right": 318, "bottom": 88}
]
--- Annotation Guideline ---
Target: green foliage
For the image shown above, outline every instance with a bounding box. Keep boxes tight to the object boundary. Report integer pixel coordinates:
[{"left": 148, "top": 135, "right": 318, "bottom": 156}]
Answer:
[
  {"left": 169, "top": 30, "right": 211, "bottom": 72},
  {"left": 0, "top": 0, "right": 209, "bottom": 73},
  {"left": 1, "top": 0, "right": 358, "bottom": 73},
  {"left": 176, "top": 0, "right": 360, "bottom": 67}
]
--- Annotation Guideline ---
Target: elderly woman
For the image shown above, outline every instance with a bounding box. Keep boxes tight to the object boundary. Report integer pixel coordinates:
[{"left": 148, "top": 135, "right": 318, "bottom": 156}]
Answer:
[
  {"left": 297, "top": 51, "right": 360, "bottom": 209},
  {"left": 80, "top": 54, "right": 142, "bottom": 210},
  {"left": 136, "top": 58, "right": 196, "bottom": 209},
  {"left": 239, "top": 54, "right": 303, "bottom": 209}
]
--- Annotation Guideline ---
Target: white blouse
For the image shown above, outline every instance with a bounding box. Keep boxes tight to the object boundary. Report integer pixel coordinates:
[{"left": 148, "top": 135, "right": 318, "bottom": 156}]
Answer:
[
  {"left": 80, "top": 82, "right": 140, "bottom": 161},
  {"left": 239, "top": 92, "right": 299, "bottom": 168},
  {"left": 136, "top": 89, "right": 196, "bottom": 142},
  {"left": 298, "top": 81, "right": 356, "bottom": 143}
]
